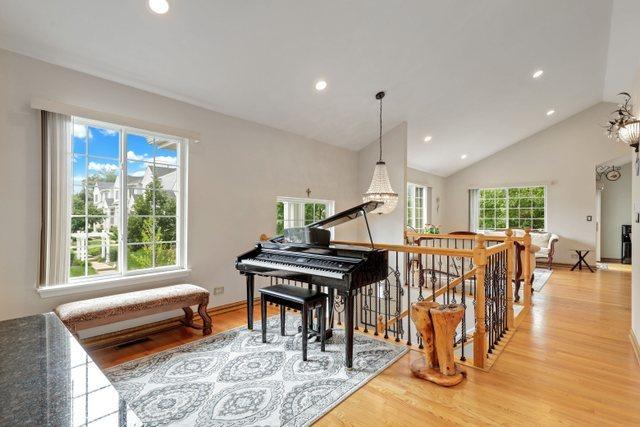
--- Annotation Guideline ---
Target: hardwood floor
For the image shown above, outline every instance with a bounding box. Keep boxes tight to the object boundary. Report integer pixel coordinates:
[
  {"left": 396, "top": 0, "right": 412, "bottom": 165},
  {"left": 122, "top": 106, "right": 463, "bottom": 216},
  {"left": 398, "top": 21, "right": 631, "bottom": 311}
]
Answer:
[{"left": 91, "top": 266, "right": 640, "bottom": 425}]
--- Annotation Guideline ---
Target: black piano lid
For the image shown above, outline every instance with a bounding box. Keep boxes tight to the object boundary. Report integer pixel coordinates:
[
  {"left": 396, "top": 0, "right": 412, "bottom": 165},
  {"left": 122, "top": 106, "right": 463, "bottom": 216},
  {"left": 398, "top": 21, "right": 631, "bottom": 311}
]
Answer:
[
  {"left": 307, "top": 201, "right": 381, "bottom": 230},
  {"left": 268, "top": 201, "right": 381, "bottom": 244}
]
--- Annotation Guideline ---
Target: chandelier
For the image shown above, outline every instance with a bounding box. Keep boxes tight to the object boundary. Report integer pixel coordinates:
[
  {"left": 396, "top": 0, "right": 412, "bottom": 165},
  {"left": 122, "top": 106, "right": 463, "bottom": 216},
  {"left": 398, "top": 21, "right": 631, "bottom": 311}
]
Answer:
[
  {"left": 363, "top": 91, "right": 398, "bottom": 214},
  {"left": 606, "top": 92, "right": 640, "bottom": 176},
  {"left": 606, "top": 92, "right": 640, "bottom": 152}
]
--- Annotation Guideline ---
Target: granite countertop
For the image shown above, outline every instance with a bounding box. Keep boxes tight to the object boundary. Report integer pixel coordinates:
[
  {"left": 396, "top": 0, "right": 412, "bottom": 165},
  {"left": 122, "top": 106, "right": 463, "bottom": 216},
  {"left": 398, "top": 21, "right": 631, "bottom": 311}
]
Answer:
[{"left": 0, "top": 313, "right": 141, "bottom": 427}]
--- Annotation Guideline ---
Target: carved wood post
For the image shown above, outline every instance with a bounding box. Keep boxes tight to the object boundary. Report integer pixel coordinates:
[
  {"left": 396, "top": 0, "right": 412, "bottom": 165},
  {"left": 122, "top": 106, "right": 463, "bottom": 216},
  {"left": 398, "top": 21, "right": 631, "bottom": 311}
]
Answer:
[
  {"left": 473, "top": 234, "right": 487, "bottom": 369},
  {"left": 523, "top": 228, "right": 533, "bottom": 308},
  {"left": 505, "top": 229, "right": 515, "bottom": 329}
]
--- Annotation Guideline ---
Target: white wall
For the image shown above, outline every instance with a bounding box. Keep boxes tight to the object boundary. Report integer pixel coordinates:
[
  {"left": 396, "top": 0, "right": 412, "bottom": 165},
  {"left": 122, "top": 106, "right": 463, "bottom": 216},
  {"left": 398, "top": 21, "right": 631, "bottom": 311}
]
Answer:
[
  {"left": 442, "top": 102, "right": 629, "bottom": 265},
  {"left": 0, "top": 49, "right": 362, "bottom": 322},
  {"left": 406, "top": 167, "right": 446, "bottom": 228},
  {"left": 630, "top": 75, "right": 640, "bottom": 343},
  {"left": 600, "top": 162, "right": 632, "bottom": 259},
  {"left": 357, "top": 122, "right": 407, "bottom": 245}
]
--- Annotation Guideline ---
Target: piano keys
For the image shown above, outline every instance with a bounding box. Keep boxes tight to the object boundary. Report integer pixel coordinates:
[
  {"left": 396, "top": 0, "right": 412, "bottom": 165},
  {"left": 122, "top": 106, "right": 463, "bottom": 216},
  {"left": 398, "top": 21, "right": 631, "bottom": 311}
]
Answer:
[{"left": 235, "top": 201, "right": 388, "bottom": 368}]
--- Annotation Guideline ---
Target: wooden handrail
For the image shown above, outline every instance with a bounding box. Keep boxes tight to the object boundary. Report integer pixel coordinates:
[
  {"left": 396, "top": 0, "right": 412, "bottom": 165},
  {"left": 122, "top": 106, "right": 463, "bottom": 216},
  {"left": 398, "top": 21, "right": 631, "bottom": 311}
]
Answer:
[
  {"left": 331, "top": 240, "right": 474, "bottom": 258},
  {"left": 405, "top": 231, "right": 525, "bottom": 243},
  {"left": 376, "top": 267, "right": 477, "bottom": 331},
  {"left": 485, "top": 242, "right": 509, "bottom": 256}
]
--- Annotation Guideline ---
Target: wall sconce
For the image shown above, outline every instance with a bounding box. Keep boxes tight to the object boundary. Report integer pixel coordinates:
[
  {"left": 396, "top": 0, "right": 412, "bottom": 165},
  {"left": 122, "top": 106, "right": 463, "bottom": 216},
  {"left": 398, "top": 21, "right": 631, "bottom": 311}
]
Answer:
[{"left": 605, "top": 92, "right": 640, "bottom": 176}]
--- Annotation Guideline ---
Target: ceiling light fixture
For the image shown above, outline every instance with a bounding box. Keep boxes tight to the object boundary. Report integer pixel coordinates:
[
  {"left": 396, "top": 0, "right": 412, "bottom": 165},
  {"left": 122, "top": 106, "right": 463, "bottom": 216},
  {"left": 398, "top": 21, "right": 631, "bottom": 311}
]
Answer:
[
  {"left": 546, "top": 109, "right": 555, "bottom": 116},
  {"left": 461, "top": 154, "right": 467, "bottom": 160},
  {"left": 423, "top": 136, "right": 432, "bottom": 143},
  {"left": 605, "top": 92, "right": 640, "bottom": 176},
  {"left": 532, "top": 69, "right": 544, "bottom": 79},
  {"left": 315, "top": 80, "right": 327, "bottom": 91},
  {"left": 362, "top": 91, "right": 398, "bottom": 215},
  {"left": 148, "top": 0, "right": 169, "bottom": 14}
]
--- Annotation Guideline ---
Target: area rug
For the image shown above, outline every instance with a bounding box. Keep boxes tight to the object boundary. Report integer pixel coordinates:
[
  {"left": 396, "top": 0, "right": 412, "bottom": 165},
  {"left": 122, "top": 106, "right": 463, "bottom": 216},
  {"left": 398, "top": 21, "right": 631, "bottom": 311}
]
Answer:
[
  {"left": 105, "top": 313, "right": 407, "bottom": 427},
  {"left": 533, "top": 268, "right": 552, "bottom": 292}
]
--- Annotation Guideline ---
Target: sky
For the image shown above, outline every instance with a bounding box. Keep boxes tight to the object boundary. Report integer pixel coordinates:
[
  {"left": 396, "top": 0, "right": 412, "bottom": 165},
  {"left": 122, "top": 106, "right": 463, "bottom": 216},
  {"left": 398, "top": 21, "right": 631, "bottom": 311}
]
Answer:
[{"left": 72, "top": 122, "right": 178, "bottom": 190}]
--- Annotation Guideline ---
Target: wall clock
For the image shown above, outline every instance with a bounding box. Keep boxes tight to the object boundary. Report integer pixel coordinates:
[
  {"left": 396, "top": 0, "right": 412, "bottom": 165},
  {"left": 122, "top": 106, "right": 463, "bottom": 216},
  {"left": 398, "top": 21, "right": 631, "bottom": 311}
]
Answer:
[{"left": 606, "top": 169, "right": 621, "bottom": 181}]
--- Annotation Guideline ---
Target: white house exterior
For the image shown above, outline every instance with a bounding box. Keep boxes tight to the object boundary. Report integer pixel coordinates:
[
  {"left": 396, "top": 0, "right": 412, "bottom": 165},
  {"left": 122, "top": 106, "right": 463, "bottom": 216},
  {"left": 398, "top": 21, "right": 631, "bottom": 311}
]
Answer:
[{"left": 91, "top": 165, "right": 176, "bottom": 231}]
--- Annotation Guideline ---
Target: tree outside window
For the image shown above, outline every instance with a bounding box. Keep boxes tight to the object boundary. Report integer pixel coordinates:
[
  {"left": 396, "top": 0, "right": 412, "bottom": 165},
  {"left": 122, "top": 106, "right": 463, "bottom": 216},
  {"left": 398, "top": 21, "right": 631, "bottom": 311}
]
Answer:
[{"left": 478, "top": 186, "right": 545, "bottom": 231}]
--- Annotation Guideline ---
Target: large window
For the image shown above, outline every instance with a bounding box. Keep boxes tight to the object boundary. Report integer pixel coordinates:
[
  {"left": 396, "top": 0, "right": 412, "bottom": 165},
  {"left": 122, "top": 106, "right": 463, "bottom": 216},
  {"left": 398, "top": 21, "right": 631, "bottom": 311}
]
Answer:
[
  {"left": 69, "top": 117, "right": 185, "bottom": 282},
  {"left": 276, "top": 197, "right": 334, "bottom": 234},
  {"left": 477, "top": 186, "right": 546, "bottom": 231},
  {"left": 406, "top": 183, "right": 429, "bottom": 232}
]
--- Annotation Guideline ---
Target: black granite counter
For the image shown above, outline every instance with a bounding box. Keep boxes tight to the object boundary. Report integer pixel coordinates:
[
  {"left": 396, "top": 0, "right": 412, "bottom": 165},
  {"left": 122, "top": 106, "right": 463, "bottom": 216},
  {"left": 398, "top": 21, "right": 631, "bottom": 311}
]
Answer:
[{"left": 0, "top": 313, "right": 141, "bottom": 426}]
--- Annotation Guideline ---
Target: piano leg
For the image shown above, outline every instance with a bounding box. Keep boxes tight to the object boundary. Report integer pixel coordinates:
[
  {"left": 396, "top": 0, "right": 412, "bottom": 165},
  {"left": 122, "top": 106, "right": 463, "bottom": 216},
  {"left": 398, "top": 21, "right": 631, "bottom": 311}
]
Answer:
[
  {"left": 246, "top": 274, "right": 255, "bottom": 330},
  {"left": 345, "top": 292, "right": 355, "bottom": 368}
]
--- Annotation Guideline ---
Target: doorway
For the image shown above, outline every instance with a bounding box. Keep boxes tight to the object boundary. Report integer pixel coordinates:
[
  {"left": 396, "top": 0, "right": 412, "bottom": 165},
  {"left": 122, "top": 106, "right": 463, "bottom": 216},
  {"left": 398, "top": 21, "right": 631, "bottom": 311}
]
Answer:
[{"left": 595, "top": 160, "right": 632, "bottom": 267}]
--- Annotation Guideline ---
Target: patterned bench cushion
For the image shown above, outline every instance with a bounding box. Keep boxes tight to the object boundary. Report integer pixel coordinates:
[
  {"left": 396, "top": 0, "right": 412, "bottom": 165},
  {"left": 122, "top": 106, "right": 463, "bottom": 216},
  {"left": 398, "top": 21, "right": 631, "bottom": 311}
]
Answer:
[{"left": 55, "top": 284, "right": 209, "bottom": 329}]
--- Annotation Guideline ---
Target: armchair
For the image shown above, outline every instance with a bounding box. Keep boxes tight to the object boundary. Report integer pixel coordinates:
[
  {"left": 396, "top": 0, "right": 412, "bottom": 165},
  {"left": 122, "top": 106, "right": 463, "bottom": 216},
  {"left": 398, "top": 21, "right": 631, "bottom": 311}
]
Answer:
[{"left": 530, "top": 232, "right": 559, "bottom": 269}]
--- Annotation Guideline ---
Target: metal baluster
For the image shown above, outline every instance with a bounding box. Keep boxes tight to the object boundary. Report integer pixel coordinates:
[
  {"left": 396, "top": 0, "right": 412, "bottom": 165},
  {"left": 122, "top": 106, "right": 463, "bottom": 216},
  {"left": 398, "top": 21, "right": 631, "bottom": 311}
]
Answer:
[
  {"left": 406, "top": 252, "right": 412, "bottom": 346},
  {"left": 395, "top": 252, "right": 402, "bottom": 342},
  {"left": 383, "top": 278, "right": 389, "bottom": 338},
  {"left": 460, "top": 257, "right": 466, "bottom": 361}
]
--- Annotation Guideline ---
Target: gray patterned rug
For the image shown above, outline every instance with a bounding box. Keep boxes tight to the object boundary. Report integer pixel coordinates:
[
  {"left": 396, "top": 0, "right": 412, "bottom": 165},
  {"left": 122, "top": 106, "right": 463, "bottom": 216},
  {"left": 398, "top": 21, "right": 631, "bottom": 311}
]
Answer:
[
  {"left": 105, "top": 313, "right": 407, "bottom": 426},
  {"left": 533, "top": 268, "right": 552, "bottom": 291}
]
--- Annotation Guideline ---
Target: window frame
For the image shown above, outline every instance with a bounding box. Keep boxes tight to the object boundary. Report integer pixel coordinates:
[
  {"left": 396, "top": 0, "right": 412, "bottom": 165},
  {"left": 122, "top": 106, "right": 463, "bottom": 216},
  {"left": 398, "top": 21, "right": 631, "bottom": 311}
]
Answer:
[
  {"left": 276, "top": 196, "right": 335, "bottom": 235},
  {"left": 64, "top": 116, "right": 188, "bottom": 287},
  {"left": 406, "top": 182, "right": 429, "bottom": 232},
  {"left": 475, "top": 185, "right": 547, "bottom": 232}
]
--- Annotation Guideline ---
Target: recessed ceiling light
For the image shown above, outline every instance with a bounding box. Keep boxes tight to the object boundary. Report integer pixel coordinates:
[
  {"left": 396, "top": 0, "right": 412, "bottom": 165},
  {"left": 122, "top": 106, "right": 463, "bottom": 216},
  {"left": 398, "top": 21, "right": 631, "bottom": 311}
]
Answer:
[
  {"left": 532, "top": 69, "right": 544, "bottom": 79},
  {"left": 148, "top": 0, "right": 169, "bottom": 14},
  {"left": 315, "top": 80, "right": 327, "bottom": 91},
  {"left": 423, "top": 136, "right": 432, "bottom": 143},
  {"left": 461, "top": 154, "right": 467, "bottom": 160},
  {"left": 546, "top": 109, "right": 555, "bottom": 116}
]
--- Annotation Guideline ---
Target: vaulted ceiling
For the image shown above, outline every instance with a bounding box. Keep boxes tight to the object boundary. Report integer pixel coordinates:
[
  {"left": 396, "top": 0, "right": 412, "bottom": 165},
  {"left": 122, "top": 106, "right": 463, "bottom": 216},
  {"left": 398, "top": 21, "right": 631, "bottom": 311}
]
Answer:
[{"left": 1, "top": 0, "right": 638, "bottom": 176}]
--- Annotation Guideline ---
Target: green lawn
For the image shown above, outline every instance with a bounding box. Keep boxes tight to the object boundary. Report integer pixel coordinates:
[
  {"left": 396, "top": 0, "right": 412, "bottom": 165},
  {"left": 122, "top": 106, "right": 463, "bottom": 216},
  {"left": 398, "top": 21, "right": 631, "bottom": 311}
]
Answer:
[{"left": 70, "top": 264, "right": 97, "bottom": 277}]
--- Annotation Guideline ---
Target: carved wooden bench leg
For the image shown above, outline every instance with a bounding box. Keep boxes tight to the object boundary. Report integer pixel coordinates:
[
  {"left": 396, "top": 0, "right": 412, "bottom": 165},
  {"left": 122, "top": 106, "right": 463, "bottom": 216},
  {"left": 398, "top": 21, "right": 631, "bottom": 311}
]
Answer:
[
  {"left": 181, "top": 307, "right": 196, "bottom": 328},
  {"left": 198, "top": 302, "right": 213, "bottom": 335}
]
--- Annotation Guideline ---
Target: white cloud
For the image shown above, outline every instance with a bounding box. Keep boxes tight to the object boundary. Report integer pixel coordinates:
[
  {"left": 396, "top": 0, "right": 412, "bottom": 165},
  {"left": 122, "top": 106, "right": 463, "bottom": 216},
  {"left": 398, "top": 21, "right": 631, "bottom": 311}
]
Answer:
[
  {"left": 129, "top": 170, "right": 146, "bottom": 177},
  {"left": 99, "top": 128, "right": 118, "bottom": 136},
  {"left": 127, "top": 150, "right": 150, "bottom": 162},
  {"left": 127, "top": 150, "right": 177, "bottom": 165},
  {"left": 73, "top": 124, "right": 87, "bottom": 138},
  {"left": 88, "top": 161, "right": 118, "bottom": 173}
]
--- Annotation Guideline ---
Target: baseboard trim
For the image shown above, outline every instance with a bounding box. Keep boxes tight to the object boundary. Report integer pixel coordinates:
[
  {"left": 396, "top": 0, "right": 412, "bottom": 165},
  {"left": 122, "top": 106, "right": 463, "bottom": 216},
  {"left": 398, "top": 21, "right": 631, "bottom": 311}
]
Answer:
[
  {"left": 630, "top": 329, "right": 640, "bottom": 366},
  {"left": 82, "top": 298, "right": 260, "bottom": 350}
]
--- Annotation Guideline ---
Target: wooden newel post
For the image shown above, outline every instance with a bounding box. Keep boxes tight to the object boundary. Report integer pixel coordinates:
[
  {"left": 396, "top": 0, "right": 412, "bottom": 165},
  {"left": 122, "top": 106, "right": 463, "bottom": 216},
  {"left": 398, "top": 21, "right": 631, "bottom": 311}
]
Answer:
[
  {"left": 505, "top": 229, "right": 515, "bottom": 329},
  {"left": 523, "top": 228, "right": 533, "bottom": 308},
  {"left": 473, "top": 234, "right": 487, "bottom": 369}
]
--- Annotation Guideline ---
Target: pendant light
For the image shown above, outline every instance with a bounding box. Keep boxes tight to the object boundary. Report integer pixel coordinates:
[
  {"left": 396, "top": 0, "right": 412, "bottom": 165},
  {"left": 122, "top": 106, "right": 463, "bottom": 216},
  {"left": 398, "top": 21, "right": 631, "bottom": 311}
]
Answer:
[{"left": 363, "top": 91, "right": 398, "bottom": 214}]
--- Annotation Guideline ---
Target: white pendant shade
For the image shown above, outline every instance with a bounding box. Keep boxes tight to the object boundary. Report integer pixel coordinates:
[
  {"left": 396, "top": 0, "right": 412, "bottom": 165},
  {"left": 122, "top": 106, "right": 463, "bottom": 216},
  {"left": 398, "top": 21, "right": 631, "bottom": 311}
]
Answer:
[
  {"left": 363, "top": 161, "right": 398, "bottom": 214},
  {"left": 619, "top": 120, "right": 640, "bottom": 145}
]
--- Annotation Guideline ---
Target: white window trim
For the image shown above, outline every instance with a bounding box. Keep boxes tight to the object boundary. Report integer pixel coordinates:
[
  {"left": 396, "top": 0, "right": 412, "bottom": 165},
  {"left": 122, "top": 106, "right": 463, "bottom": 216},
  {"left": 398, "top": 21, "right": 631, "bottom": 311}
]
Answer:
[
  {"left": 39, "top": 116, "right": 189, "bottom": 296},
  {"left": 406, "top": 182, "right": 429, "bottom": 231},
  {"left": 276, "top": 196, "right": 335, "bottom": 233},
  {"left": 37, "top": 268, "right": 191, "bottom": 298},
  {"left": 474, "top": 184, "right": 548, "bottom": 232}
]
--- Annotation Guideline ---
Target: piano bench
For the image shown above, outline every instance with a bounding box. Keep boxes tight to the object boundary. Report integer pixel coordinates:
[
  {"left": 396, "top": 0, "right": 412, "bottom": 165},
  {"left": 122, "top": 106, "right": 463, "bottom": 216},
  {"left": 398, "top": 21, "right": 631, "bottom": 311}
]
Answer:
[{"left": 259, "top": 284, "right": 327, "bottom": 361}]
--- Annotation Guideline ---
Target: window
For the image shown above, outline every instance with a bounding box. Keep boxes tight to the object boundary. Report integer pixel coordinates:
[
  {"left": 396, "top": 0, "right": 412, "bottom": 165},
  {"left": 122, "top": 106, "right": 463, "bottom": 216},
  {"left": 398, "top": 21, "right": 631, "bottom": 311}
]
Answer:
[
  {"left": 69, "top": 117, "right": 186, "bottom": 282},
  {"left": 275, "top": 197, "right": 334, "bottom": 234},
  {"left": 406, "top": 183, "right": 429, "bottom": 232},
  {"left": 476, "top": 186, "right": 546, "bottom": 231}
]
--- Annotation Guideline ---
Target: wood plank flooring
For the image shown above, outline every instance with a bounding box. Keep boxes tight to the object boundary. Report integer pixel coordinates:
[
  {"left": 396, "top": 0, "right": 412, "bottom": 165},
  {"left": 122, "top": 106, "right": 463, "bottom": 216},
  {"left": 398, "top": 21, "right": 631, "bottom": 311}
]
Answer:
[{"left": 91, "top": 266, "right": 640, "bottom": 425}]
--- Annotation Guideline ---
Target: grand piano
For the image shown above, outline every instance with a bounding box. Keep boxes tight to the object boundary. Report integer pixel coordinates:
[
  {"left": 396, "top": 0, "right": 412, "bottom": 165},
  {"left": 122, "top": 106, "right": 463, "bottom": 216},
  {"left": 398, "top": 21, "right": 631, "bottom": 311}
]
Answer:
[{"left": 235, "top": 201, "right": 388, "bottom": 368}]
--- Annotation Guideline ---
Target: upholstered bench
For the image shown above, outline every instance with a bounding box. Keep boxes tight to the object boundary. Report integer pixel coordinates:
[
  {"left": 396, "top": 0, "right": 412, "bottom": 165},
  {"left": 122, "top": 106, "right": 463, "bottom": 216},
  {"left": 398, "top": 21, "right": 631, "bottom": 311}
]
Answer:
[{"left": 54, "top": 284, "right": 212, "bottom": 337}]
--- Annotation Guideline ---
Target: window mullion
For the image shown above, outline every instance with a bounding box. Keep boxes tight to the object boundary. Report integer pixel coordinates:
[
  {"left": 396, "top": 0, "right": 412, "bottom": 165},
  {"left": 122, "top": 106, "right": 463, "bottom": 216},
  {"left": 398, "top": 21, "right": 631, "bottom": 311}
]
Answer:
[{"left": 121, "top": 130, "right": 128, "bottom": 275}]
